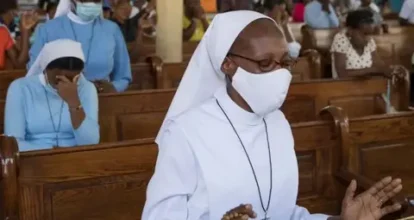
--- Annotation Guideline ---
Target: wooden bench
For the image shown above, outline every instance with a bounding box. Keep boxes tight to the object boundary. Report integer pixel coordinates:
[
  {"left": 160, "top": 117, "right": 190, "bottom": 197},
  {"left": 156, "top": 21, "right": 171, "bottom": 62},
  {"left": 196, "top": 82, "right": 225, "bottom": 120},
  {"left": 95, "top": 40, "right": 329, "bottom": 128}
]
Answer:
[
  {"left": 152, "top": 50, "right": 323, "bottom": 89},
  {"left": 128, "top": 42, "right": 199, "bottom": 63},
  {"left": 0, "top": 113, "right": 344, "bottom": 220},
  {"left": 323, "top": 108, "right": 414, "bottom": 219},
  {"left": 3, "top": 109, "right": 414, "bottom": 219},
  {"left": 98, "top": 77, "right": 409, "bottom": 142},
  {"left": 0, "top": 59, "right": 158, "bottom": 96}
]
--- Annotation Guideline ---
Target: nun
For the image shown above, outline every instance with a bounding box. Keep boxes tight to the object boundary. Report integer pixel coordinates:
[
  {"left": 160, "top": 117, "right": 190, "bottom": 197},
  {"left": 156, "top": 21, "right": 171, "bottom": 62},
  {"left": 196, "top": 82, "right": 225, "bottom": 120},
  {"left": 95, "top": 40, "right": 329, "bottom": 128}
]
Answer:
[
  {"left": 5, "top": 39, "right": 99, "bottom": 152},
  {"left": 142, "top": 11, "right": 402, "bottom": 220},
  {"left": 28, "top": 0, "right": 132, "bottom": 93}
]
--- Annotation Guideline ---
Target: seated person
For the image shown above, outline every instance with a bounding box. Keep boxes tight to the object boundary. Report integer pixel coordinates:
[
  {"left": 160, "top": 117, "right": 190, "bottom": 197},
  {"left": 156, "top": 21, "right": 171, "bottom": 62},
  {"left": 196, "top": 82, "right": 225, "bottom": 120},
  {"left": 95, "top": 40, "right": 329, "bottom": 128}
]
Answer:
[
  {"left": 263, "top": 0, "right": 302, "bottom": 58},
  {"left": 5, "top": 39, "right": 99, "bottom": 151},
  {"left": 0, "top": 0, "right": 38, "bottom": 70},
  {"left": 183, "top": 0, "right": 209, "bottom": 42},
  {"left": 305, "top": 0, "right": 340, "bottom": 29},
  {"left": 331, "top": 10, "right": 405, "bottom": 79},
  {"left": 399, "top": 0, "right": 414, "bottom": 25}
]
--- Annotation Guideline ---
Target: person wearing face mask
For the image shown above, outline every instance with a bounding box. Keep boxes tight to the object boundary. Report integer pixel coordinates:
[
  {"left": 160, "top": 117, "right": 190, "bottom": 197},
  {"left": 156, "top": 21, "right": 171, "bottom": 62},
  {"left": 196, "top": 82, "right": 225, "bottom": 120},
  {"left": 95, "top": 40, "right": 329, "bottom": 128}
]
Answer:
[
  {"left": 330, "top": 9, "right": 406, "bottom": 79},
  {"left": 142, "top": 10, "right": 403, "bottom": 220},
  {"left": 4, "top": 39, "right": 99, "bottom": 152},
  {"left": 0, "top": 0, "right": 38, "bottom": 70},
  {"left": 28, "top": 0, "right": 132, "bottom": 93}
]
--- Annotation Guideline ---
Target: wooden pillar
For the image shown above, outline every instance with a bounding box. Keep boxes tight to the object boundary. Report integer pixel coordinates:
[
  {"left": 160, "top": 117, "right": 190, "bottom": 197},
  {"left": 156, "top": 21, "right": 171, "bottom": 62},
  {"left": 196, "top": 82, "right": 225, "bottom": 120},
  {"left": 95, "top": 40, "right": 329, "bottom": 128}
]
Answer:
[{"left": 156, "top": 0, "right": 183, "bottom": 63}]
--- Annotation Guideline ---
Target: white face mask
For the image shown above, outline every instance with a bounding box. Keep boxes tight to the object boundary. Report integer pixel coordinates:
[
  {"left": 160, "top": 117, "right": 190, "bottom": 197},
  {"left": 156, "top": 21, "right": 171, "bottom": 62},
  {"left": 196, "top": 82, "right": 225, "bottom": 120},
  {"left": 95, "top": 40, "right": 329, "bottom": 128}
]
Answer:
[{"left": 231, "top": 67, "right": 292, "bottom": 116}]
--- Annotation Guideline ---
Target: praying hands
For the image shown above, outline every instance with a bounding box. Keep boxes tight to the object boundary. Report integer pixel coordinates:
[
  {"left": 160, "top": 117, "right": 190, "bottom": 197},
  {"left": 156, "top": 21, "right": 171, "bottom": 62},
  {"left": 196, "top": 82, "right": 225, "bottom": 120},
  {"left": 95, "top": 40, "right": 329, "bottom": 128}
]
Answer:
[{"left": 222, "top": 204, "right": 257, "bottom": 220}]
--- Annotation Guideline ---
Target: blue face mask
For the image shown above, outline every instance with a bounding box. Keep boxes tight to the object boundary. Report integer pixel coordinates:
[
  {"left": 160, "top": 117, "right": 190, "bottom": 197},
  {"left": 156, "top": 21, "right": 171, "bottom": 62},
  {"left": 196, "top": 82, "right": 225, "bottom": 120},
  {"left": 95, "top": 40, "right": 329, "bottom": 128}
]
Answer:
[{"left": 76, "top": 2, "right": 102, "bottom": 21}]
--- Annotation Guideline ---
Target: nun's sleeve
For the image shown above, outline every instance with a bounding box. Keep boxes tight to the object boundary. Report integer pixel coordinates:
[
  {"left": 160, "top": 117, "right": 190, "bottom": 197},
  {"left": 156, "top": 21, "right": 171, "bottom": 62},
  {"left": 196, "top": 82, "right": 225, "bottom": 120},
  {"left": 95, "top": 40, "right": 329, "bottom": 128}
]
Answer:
[
  {"left": 73, "top": 81, "right": 100, "bottom": 145},
  {"left": 4, "top": 79, "right": 50, "bottom": 151},
  {"left": 111, "top": 24, "right": 132, "bottom": 92},
  {"left": 290, "top": 206, "right": 330, "bottom": 220},
  {"left": 142, "top": 121, "right": 198, "bottom": 220},
  {"left": 28, "top": 24, "right": 46, "bottom": 69}
]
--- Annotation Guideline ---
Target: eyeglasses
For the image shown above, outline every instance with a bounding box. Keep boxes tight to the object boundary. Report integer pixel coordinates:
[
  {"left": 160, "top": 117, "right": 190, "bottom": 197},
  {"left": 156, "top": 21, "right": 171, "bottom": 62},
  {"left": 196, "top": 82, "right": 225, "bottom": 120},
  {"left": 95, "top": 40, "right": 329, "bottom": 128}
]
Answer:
[{"left": 227, "top": 52, "right": 297, "bottom": 72}]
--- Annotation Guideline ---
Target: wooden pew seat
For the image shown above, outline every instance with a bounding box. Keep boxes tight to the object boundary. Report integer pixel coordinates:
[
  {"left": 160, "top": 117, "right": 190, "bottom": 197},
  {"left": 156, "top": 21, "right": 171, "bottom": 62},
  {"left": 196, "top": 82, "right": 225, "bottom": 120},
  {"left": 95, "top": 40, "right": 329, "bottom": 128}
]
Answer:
[
  {"left": 98, "top": 77, "right": 409, "bottom": 142},
  {"left": 324, "top": 109, "right": 414, "bottom": 219},
  {"left": 0, "top": 115, "right": 345, "bottom": 220},
  {"left": 153, "top": 50, "right": 323, "bottom": 89}
]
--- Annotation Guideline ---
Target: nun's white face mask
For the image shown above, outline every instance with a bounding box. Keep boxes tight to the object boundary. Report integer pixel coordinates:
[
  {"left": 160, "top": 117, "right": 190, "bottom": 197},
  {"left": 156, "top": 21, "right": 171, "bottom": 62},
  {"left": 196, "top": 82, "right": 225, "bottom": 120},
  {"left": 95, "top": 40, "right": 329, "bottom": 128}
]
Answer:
[{"left": 231, "top": 65, "right": 292, "bottom": 116}]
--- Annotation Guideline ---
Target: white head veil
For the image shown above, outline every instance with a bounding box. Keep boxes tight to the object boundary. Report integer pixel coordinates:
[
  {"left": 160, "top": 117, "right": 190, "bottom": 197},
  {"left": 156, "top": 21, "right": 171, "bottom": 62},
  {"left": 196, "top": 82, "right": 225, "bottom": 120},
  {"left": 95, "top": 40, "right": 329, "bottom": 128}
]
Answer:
[
  {"left": 55, "top": 0, "right": 73, "bottom": 18},
  {"left": 156, "top": 11, "right": 274, "bottom": 143},
  {"left": 26, "top": 39, "right": 85, "bottom": 77}
]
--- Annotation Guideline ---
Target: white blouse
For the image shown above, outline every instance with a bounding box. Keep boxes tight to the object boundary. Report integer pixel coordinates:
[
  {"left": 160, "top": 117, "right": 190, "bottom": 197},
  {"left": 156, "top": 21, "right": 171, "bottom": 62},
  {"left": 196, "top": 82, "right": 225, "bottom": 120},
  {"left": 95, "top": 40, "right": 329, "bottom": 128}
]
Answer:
[
  {"left": 330, "top": 31, "right": 376, "bottom": 78},
  {"left": 142, "top": 87, "right": 329, "bottom": 220}
]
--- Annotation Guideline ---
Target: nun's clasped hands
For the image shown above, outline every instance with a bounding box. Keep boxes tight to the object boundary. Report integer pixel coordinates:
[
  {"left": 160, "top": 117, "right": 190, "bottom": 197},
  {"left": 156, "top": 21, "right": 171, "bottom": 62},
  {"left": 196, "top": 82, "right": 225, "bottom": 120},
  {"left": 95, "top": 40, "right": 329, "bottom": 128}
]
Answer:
[{"left": 222, "top": 204, "right": 257, "bottom": 220}]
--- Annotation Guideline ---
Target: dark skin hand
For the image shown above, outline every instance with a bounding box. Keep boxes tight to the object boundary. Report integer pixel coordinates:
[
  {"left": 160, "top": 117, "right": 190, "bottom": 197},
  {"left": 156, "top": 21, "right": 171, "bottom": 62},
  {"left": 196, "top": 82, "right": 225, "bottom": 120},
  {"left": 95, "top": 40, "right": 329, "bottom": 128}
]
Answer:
[
  {"left": 222, "top": 204, "right": 257, "bottom": 220},
  {"left": 5, "top": 11, "right": 38, "bottom": 69},
  {"left": 220, "top": 18, "right": 290, "bottom": 113},
  {"left": 47, "top": 73, "right": 86, "bottom": 129}
]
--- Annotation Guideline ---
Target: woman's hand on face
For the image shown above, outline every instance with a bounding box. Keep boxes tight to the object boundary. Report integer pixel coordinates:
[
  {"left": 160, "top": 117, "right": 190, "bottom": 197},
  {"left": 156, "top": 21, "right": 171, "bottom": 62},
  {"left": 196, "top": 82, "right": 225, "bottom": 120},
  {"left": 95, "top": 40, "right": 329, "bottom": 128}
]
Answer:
[
  {"left": 93, "top": 80, "right": 117, "bottom": 93},
  {"left": 56, "top": 75, "right": 81, "bottom": 107},
  {"left": 340, "top": 177, "right": 403, "bottom": 220},
  {"left": 20, "top": 11, "right": 39, "bottom": 31},
  {"left": 222, "top": 204, "right": 257, "bottom": 220}
]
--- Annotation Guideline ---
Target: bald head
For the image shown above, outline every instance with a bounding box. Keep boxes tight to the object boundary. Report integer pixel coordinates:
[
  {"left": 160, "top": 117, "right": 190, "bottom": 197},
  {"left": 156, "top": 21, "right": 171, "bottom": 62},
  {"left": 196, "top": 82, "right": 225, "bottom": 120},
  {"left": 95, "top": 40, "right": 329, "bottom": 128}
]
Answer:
[{"left": 221, "top": 18, "right": 289, "bottom": 76}]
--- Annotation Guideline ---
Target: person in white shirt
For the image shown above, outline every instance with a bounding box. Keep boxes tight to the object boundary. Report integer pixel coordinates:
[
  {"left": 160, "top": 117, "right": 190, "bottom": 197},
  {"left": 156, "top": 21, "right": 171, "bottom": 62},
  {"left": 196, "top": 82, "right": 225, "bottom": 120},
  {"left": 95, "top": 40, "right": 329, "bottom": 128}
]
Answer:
[
  {"left": 399, "top": 0, "right": 414, "bottom": 25},
  {"left": 142, "top": 10, "right": 403, "bottom": 220}
]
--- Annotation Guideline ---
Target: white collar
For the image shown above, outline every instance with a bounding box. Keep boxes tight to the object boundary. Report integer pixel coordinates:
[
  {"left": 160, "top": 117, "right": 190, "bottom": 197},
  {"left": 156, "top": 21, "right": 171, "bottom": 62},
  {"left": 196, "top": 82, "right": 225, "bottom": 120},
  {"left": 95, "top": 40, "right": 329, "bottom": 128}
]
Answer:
[
  {"left": 67, "top": 11, "right": 95, "bottom": 24},
  {"left": 214, "top": 86, "right": 263, "bottom": 126}
]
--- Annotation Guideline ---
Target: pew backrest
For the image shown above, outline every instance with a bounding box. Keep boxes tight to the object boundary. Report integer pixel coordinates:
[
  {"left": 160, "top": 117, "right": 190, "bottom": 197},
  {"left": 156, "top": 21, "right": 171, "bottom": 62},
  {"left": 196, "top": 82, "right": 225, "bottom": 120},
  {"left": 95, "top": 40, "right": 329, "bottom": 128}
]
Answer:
[
  {"left": 1, "top": 138, "right": 158, "bottom": 220},
  {"left": 98, "top": 77, "right": 408, "bottom": 142},
  {"left": 1, "top": 115, "right": 344, "bottom": 219}
]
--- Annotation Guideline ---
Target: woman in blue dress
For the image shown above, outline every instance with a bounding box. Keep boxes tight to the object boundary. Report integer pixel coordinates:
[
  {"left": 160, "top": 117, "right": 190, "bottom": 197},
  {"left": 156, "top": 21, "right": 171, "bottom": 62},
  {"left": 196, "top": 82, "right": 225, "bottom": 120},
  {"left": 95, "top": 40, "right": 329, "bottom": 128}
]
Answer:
[
  {"left": 29, "top": 0, "right": 132, "bottom": 93},
  {"left": 5, "top": 39, "right": 99, "bottom": 151}
]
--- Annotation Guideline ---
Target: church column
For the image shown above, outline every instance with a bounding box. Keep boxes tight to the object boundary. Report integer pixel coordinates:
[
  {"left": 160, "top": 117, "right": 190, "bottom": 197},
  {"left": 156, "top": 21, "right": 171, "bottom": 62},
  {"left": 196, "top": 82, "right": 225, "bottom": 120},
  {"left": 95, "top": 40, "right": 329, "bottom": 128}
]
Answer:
[{"left": 156, "top": 0, "right": 183, "bottom": 63}]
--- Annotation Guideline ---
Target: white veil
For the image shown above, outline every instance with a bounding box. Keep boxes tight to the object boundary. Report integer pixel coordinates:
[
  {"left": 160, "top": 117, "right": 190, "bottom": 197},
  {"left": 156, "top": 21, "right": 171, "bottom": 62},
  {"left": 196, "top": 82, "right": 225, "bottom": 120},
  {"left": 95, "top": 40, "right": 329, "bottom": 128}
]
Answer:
[
  {"left": 156, "top": 11, "right": 274, "bottom": 143},
  {"left": 26, "top": 39, "right": 85, "bottom": 77}
]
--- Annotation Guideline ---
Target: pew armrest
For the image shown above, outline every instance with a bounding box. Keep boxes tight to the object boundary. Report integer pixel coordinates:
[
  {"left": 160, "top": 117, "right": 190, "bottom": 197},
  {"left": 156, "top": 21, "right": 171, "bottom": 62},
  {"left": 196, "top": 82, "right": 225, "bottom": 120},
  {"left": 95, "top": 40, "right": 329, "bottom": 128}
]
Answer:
[{"left": 336, "top": 170, "right": 414, "bottom": 218}]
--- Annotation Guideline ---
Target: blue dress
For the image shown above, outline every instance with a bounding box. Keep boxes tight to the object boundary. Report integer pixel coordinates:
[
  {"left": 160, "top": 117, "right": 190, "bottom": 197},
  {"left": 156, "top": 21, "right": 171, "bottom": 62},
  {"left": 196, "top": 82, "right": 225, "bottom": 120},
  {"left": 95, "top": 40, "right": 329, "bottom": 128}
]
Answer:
[
  {"left": 4, "top": 74, "right": 100, "bottom": 151},
  {"left": 29, "top": 14, "right": 132, "bottom": 92}
]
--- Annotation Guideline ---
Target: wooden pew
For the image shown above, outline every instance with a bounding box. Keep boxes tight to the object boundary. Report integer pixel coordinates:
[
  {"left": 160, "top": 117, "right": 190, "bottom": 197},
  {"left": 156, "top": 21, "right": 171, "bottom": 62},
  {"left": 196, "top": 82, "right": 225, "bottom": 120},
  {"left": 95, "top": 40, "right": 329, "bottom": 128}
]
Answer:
[
  {"left": 323, "top": 108, "right": 414, "bottom": 219},
  {"left": 152, "top": 50, "right": 323, "bottom": 89},
  {"left": 3, "top": 109, "right": 414, "bottom": 219},
  {"left": 0, "top": 58, "right": 158, "bottom": 95},
  {"left": 128, "top": 42, "right": 199, "bottom": 63},
  {"left": 0, "top": 51, "right": 321, "bottom": 92},
  {"left": 0, "top": 113, "right": 345, "bottom": 220},
  {"left": 98, "top": 77, "right": 409, "bottom": 142},
  {"left": 0, "top": 137, "right": 158, "bottom": 220}
]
